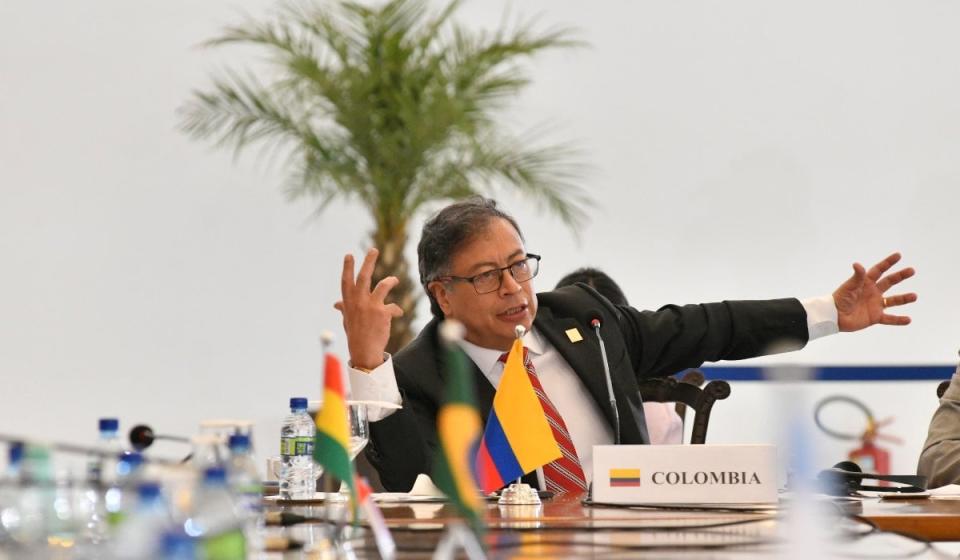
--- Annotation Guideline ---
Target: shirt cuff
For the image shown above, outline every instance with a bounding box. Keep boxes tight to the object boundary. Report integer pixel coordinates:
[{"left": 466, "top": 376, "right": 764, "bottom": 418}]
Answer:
[
  {"left": 348, "top": 353, "right": 402, "bottom": 422},
  {"left": 802, "top": 295, "right": 839, "bottom": 341}
]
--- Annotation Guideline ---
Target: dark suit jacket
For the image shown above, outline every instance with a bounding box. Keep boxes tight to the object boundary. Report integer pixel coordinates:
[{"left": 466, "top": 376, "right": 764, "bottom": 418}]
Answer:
[{"left": 366, "top": 284, "right": 809, "bottom": 491}]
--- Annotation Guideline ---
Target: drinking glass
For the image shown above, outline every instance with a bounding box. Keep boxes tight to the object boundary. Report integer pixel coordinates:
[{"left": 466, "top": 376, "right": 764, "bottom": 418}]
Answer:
[
  {"left": 327, "top": 402, "right": 369, "bottom": 501},
  {"left": 347, "top": 402, "right": 369, "bottom": 460}
]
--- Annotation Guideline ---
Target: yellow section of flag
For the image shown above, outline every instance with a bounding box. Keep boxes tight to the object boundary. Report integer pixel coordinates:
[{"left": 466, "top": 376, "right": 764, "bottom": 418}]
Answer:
[
  {"left": 437, "top": 403, "right": 482, "bottom": 512},
  {"left": 609, "top": 468, "right": 641, "bottom": 478},
  {"left": 316, "top": 387, "right": 349, "bottom": 449},
  {"left": 491, "top": 338, "right": 561, "bottom": 472}
]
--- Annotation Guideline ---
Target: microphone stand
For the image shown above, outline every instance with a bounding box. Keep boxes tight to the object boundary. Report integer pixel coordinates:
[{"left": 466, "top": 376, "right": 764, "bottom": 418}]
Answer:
[
  {"left": 591, "top": 320, "right": 621, "bottom": 445},
  {"left": 0, "top": 432, "right": 184, "bottom": 466}
]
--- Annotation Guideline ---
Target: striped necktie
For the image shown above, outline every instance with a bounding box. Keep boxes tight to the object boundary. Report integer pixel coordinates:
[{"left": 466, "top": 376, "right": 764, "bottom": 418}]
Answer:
[{"left": 499, "top": 348, "right": 588, "bottom": 493}]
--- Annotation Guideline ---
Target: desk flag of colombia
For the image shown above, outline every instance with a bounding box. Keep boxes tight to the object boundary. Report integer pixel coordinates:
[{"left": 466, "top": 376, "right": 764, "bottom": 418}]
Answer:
[
  {"left": 475, "top": 337, "right": 562, "bottom": 493},
  {"left": 314, "top": 353, "right": 356, "bottom": 501},
  {"left": 431, "top": 321, "right": 484, "bottom": 530}
]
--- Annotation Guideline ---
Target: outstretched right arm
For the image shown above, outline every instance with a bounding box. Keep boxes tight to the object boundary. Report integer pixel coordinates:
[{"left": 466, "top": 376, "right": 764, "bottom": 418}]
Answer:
[
  {"left": 335, "top": 249, "right": 432, "bottom": 491},
  {"left": 334, "top": 248, "right": 403, "bottom": 369}
]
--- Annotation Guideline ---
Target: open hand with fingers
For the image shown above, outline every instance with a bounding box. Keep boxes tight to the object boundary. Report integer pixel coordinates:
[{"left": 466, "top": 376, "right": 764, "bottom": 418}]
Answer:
[
  {"left": 833, "top": 252, "right": 917, "bottom": 332},
  {"left": 334, "top": 248, "right": 404, "bottom": 370}
]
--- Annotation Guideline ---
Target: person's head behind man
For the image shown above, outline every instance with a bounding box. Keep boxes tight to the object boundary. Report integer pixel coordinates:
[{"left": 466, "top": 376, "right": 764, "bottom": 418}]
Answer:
[
  {"left": 418, "top": 197, "right": 540, "bottom": 351},
  {"left": 555, "top": 267, "right": 628, "bottom": 306}
]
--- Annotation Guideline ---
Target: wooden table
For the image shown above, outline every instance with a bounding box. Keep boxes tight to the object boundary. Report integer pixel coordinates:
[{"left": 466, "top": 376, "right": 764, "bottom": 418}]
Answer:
[
  {"left": 267, "top": 491, "right": 955, "bottom": 557},
  {"left": 380, "top": 494, "right": 779, "bottom": 556},
  {"left": 846, "top": 496, "right": 960, "bottom": 542}
]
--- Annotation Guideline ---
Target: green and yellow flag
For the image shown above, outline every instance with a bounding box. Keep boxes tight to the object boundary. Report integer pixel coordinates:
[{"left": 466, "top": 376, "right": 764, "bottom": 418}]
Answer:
[
  {"left": 431, "top": 322, "right": 484, "bottom": 532},
  {"left": 314, "top": 353, "right": 356, "bottom": 500}
]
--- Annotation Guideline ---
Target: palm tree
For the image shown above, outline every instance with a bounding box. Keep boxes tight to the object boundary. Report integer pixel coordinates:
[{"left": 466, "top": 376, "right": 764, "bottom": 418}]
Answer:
[{"left": 179, "top": 0, "right": 591, "bottom": 352}]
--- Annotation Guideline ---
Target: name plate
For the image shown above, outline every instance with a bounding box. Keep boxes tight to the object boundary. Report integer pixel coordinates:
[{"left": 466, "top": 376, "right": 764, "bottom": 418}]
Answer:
[{"left": 592, "top": 444, "right": 777, "bottom": 504}]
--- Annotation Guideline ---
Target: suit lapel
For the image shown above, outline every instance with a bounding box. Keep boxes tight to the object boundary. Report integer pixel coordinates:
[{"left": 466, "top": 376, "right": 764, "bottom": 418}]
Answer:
[
  {"left": 472, "top": 360, "right": 496, "bottom": 424},
  {"left": 533, "top": 306, "right": 620, "bottom": 431},
  {"left": 425, "top": 319, "right": 495, "bottom": 423}
]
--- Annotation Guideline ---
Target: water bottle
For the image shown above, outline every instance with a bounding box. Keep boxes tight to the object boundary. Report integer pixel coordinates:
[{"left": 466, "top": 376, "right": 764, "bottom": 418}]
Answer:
[
  {"left": 12, "top": 444, "right": 56, "bottom": 549},
  {"left": 111, "top": 482, "right": 173, "bottom": 559},
  {"left": 106, "top": 452, "right": 146, "bottom": 527},
  {"left": 4, "top": 441, "right": 23, "bottom": 479},
  {"left": 280, "top": 397, "right": 315, "bottom": 500},
  {"left": 82, "top": 418, "right": 122, "bottom": 544},
  {"left": 226, "top": 434, "right": 264, "bottom": 551},
  {"left": 88, "top": 417, "right": 121, "bottom": 485},
  {"left": 184, "top": 467, "right": 246, "bottom": 560},
  {"left": 0, "top": 442, "right": 25, "bottom": 544}
]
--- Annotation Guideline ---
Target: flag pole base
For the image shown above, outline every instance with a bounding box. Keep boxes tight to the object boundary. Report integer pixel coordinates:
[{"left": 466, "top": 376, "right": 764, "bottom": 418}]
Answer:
[{"left": 497, "top": 482, "right": 541, "bottom": 505}]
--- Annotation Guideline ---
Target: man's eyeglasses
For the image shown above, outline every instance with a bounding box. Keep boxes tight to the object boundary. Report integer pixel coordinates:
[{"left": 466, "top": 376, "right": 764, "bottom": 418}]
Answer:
[{"left": 436, "top": 254, "right": 541, "bottom": 295}]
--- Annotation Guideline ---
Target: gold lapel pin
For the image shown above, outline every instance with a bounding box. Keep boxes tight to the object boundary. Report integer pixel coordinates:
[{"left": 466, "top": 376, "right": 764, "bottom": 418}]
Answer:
[{"left": 565, "top": 328, "right": 583, "bottom": 343}]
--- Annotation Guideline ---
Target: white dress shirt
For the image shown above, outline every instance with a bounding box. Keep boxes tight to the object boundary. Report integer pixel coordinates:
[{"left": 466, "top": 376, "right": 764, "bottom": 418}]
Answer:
[
  {"left": 349, "top": 295, "right": 839, "bottom": 487},
  {"left": 644, "top": 402, "right": 684, "bottom": 445}
]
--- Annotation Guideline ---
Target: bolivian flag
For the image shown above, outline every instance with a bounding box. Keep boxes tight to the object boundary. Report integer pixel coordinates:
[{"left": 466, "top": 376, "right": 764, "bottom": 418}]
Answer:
[
  {"left": 314, "top": 353, "right": 356, "bottom": 500},
  {"left": 431, "top": 322, "right": 484, "bottom": 531}
]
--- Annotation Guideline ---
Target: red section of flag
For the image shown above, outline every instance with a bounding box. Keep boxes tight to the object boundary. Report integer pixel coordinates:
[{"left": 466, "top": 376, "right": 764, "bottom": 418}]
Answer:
[
  {"left": 475, "top": 442, "right": 503, "bottom": 492},
  {"left": 355, "top": 475, "right": 373, "bottom": 502},
  {"left": 325, "top": 354, "right": 345, "bottom": 395}
]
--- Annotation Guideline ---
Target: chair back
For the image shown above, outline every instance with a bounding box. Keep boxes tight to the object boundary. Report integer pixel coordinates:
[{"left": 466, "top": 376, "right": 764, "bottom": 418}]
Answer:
[
  {"left": 638, "top": 371, "right": 731, "bottom": 444},
  {"left": 937, "top": 380, "right": 950, "bottom": 399},
  {"left": 673, "top": 369, "right": 706, "bottom": 425}
]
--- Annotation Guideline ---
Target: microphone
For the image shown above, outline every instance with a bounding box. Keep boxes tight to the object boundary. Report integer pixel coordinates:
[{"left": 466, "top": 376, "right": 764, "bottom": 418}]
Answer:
[
  {"left": 583, "top": 309, "right": 621, "bottom": 445},
  {"left": 817, "top": 461, "right": 927, "bottom": 495},
  {"left": 129, "top": 424, "right": 191, "bottom": 451}
]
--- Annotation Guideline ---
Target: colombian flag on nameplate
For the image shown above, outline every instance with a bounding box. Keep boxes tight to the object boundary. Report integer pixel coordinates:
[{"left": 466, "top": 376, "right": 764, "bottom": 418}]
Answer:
[
  {"left": 609, "top": 468, "right": 641, "bottom": 487},
  {"left": 475, "top": 338, "right": 561, "bottom": 493},
  {"left": 431, "top": 326, "right": 484, "bottom": 530},
  {"left": 313, "top": 353, "right": 356, "bottom": 500}
]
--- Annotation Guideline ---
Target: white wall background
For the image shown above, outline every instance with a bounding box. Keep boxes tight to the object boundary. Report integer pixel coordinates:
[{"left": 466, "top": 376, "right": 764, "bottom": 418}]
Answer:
[{"left": 2, "top": 1, "right": 958, "bottom": 478}]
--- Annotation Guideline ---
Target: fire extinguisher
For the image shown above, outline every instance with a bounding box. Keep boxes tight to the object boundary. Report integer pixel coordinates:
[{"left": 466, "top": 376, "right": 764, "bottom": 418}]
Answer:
[
  {"left": 848, "top": 419, "right": 891, "bottom": 475},
  {"left": 814, "top": 396, "right": 902, "bottom": 480}
]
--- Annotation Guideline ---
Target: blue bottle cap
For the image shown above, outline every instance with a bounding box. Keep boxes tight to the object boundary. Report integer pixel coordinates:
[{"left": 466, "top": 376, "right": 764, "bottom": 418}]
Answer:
[
  {"left": 290, "top": 397, "right": 308, "bottom": 410},
  {"left": 137, "top": 482, "right": 162, "bottom": 500},
  {"left": 228, "top": 434, "right": 250, "bottom": 451},
  {"left": 117, "top": 451, "right": 144, "bottom": 476},
  {"left": 99, "top": 418, "right": 119, "bottom": 432},
  {"left": 8, "top": 441, "right": 24, "bottom": 465},
  {"left": 203, "top": 466, "right": 227, "bottom": 485},
  {"left": 160, "top": 530, "right": 197, "bottom": 558}
]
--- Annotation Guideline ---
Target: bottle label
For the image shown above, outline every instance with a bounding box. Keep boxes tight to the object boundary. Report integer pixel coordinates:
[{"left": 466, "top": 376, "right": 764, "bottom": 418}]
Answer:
[
  {"left": 202, "top": 528, "right": 246, "bottom": 559},
  {"left": 107, "top": 510, "right": 126, "bottom": 528},
  {"left": 280, "top": 436, "right": 314, "bottom": 456}
]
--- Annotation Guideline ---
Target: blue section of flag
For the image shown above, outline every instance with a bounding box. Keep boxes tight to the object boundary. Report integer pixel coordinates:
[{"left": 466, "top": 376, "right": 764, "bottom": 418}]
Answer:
[
  {"left": 697, "top": 365, "right": 954, "bottom": 382},
  {"left": 482, "top": 412, "right": 523, "bottom": 483}
]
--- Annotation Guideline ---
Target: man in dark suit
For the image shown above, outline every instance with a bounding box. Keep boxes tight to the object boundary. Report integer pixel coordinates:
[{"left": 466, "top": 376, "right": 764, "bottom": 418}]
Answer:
[{"left": 336, "top": 198, "right": 917, "bottom": 492}]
